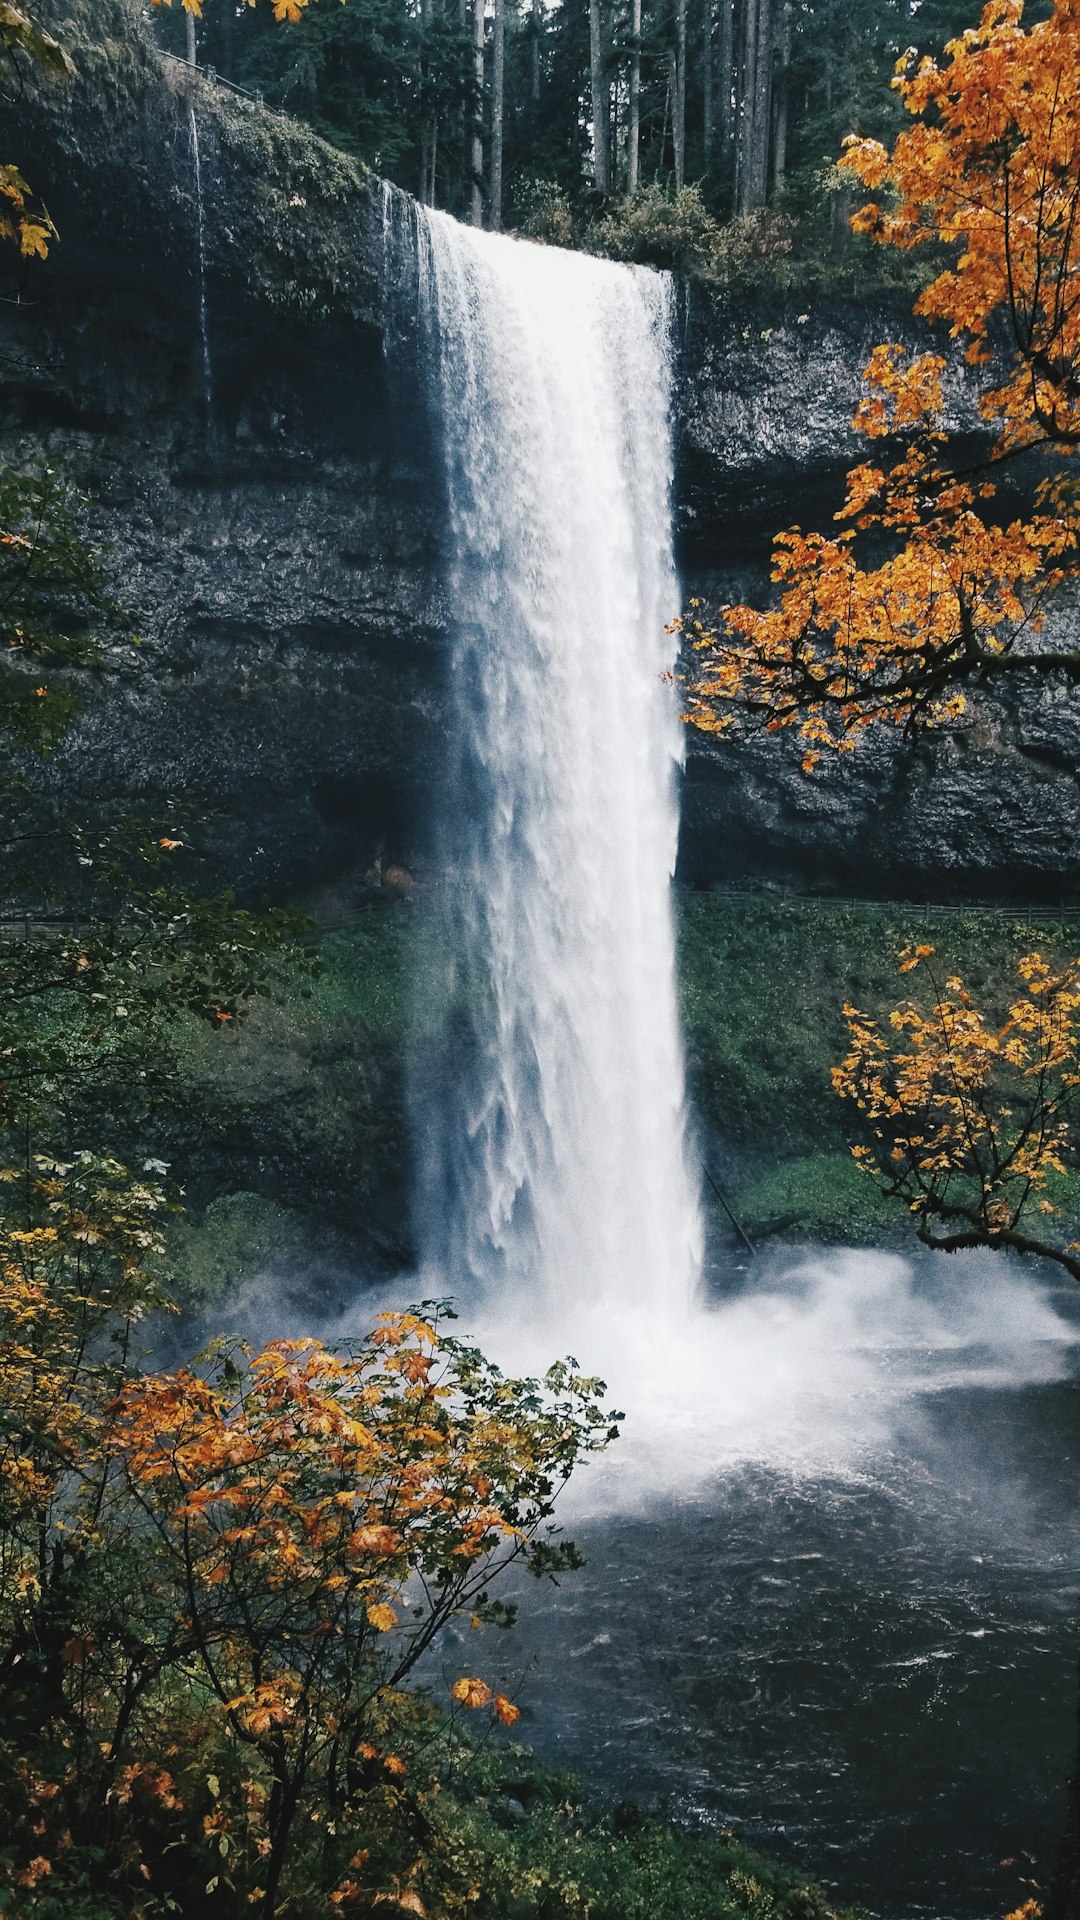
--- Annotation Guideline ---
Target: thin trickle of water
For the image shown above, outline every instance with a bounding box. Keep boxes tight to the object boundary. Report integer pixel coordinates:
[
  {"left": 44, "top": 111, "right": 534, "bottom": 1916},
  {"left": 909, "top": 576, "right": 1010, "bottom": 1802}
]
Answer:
[
  {"left": 187, "top": 100, "right": 213, "bottom": 416},
  {"left": 394, "top": 198, "right": 702, "bottom": 1328}
]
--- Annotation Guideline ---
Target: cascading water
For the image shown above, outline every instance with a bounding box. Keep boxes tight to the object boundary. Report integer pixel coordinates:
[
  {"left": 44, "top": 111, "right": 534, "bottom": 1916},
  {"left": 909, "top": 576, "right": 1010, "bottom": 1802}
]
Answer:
[
  {"left": 398, "top": 200, "right": 702, "bottom": 1329},
  {"left": 186, "top": 100, "right": 213, "bottom": 417},
  {"left": 370, "top": 198, "right": 1080, "bottom": 1920}
]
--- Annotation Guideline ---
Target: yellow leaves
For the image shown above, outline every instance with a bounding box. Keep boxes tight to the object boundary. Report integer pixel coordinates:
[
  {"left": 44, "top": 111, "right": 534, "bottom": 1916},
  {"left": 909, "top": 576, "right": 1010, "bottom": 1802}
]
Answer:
[
  {"left": 349, "top": 1524, "right": 399, "bottom": 1559},
  {"left": 450, "top": 1676, "right": 492, "bottom": 1710},
  {"left": 854, "top": 346, "right": 947, "bottom": 437},
  {"left": 0, "top": 165, "right": 58, "bottom": 261},
  {"left": 491, "top": 1692, "right": 521, "bottom": 1726},
  {"left": 898, "top": 944, "right": 934, "bottom": 974},
  {"left": 16, "top": 1857, "right": 52, "bottom": 1888},
  {"left": 683, "top": 0, "right": 1080, "bottom": 759},
  {"left": 225, "top": 1685, "right": 293, "bottom": 1735},
  {"left": 19, "top": 221, "right": 51, "bottom": 260},
  {"left": 366, "top": 1602, "right": 397, "bottom": 1632},
  {"left": 834, "top": 943, "right": 1080, "bottom": 1261}
]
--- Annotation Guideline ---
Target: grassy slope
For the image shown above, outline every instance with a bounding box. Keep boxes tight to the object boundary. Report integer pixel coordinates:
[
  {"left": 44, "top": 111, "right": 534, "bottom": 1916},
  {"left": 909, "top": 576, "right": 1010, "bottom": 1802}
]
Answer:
[
  {"left": 679, "top": 893, "right": 1080, "bottom": 1242},
  {"left": 169, "top": 891, "right": 1080, "bottom": 1293},
  {"left": 342, "top": 1718, "right": 862, "bottom": 1920}
]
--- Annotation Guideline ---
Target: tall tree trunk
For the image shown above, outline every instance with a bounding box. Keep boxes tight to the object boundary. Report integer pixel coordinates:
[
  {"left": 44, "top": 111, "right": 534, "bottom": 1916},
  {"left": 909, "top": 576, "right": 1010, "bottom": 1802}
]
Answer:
[
  {"left": 471, "top": 0, "right": 485, "bottom": 226},
  {"left": 702, "top": 0, "right": 713, "bottom": 163},
  {"left": 674, "top": 0, "right": 686, "bottom": 189},
  {"left": 217, "top": 0, "right": 234, "bottom": 80},
  {"left": 750, "top": 0, "right": 772, "bottom": 206},
  {"left": 718, "top": 0, "right": 734, "bottom": 165},
  {"left": 770, "top": 0, "right": 789, "bottom": 190},
  {"left": 735, "top": 0, "right": 754, "bottom": 213},
  {"left": 457, "top": 0, "right": 469, "bottom": 211},
  {"left": 419, "top": 0, "right": 432, "bottom": 202},
  {"left": 589, "top": 0, "right": 610, "bottom": 194},
  {"left": 531, "top": 0, "right": 541, "bottom": 104},
  {"left": 628, "top": 0, "right": 641, "bottom": 192},
  {"left": 490, "top": 0, "right": 504, "bottom": 228},
  {"left": 185, "top": 5, "right": 197, "bottom": 64},
  {"left": 737, "top": 0, "right": 771, "bottom": 211}
]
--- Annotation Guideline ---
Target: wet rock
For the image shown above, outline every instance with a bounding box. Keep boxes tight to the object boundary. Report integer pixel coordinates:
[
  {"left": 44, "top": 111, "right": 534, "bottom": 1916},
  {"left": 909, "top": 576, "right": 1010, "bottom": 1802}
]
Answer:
[{"left": 2, "top": 1, "right": 1077, "bottom": 904}]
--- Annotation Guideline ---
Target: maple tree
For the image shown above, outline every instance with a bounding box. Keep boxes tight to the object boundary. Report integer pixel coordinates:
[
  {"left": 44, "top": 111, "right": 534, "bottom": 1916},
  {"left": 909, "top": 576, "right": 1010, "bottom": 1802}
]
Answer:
[
  {"left": 0, "top": 1256, "right": 614, "bottom": 1915},
  {"left": 681, "top": 12, "right": 1080, "bottom": 1908},
  {"left": 833, "top": 944, "right": 1080, "bottom": 1279},
  {"left": 109, "top": 1312, "right": 611, "bottom": 1916},
  {"left": 685, "top": 0, "right": 1080, "bottom": 770}
]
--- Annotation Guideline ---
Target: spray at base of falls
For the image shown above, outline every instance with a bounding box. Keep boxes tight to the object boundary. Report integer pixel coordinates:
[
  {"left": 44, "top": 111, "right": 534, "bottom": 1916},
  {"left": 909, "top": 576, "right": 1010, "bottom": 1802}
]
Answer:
[
  {"left": 372, "top": 199, "right": 1080, "bottom": 1512},
  {"left": 392, "top": 195, "right": 703, "bottom": 1334}
]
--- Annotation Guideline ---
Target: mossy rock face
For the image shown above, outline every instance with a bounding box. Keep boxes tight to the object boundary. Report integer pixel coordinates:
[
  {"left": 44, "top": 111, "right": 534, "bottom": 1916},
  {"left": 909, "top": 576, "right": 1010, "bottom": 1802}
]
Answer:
[
  {"left": 166, "top": 910, "right": 416, "bottom": 1293},
  {"left": 159, "top": 896, "right": 1080, "bottom": 1290},
  {"left": 682, "top": 893, "right": 1080, "bottom": 1247},
  {"left": 9, "top": 0, "right": 382, "bottom": 332},
  {"left": 0, "top": 0, "right": 445, "bottom": 907}
]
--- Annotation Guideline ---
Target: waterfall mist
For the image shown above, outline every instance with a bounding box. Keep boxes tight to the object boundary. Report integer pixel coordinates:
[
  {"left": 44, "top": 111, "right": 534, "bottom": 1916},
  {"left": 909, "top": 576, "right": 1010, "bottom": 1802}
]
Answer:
[
  {"left": 399, "top": 201, "right": 702, "bottom": 1331},
  {"left": 375, "top": 203, "right": 1080, "bottom": 1499}
]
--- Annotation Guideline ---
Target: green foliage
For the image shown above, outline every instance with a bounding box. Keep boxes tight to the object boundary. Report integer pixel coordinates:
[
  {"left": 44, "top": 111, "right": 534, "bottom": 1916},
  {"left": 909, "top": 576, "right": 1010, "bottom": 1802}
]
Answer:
[
  {"left": 222, "top": 0, "right": 474, "bottom": 195},
  {"left": 730, "top": 1150, "right": 898, "bottom": 1240},
  {"left": 517, "top": 175, "right": 576, "bottom": 245},
  {"left": 0, "top": 465, "right": 118, "bottom": 755},
  {"left": 584, "top": 180, "right": 930, "bottom": 292},
  {"left": 140, "top": 0, "right": 991, "bottom": 288},
  {"left": 679, "top": 894, "right": 1080, "bottom": 1239},
  {"left": 588, "top": 184, "right": 724, "bottom": 275},
  {"left": 173, "top": 912, "right": 412, "bottom": 1280},
  {"left": 168, "top": 1188, "right": 315, "bottom": 1301},
  {"left": 375, "top": 1724, "right": 862, "bottom": 1920}
]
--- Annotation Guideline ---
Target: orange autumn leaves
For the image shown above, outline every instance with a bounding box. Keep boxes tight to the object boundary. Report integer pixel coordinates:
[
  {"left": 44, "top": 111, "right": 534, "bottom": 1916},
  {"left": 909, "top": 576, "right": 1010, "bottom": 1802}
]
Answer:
[
  {"left": 842, "top": 0, "right": 1080, "bottom": 454},
  {"left": 152, "top": 0, "right": 314, "bottom": 28},
  {"left": 450, "top": 1675, "right": 521, "bottom": 1725},
  {"left": 833, "top": 946, "right": 1080, "bottom": 1279},
  {"left": 0, "top": 1237, "right": 610, "bottom": 1908},
  {"left": 685, "top": 0, "right": 1080, "bottom": 767},
  {"left": 108, "top": 1311, "right": 599, "bottom": 1757}
]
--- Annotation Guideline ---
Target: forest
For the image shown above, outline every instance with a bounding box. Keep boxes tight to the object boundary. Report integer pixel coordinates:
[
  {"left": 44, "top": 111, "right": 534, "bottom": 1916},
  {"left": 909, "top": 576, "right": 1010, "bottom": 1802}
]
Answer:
[
  {"left": 3, "top": 0, "right": 1080, "bottom": 1914},
  {"left": 154, "top": 0, "right": 982, "bottom": 257}
]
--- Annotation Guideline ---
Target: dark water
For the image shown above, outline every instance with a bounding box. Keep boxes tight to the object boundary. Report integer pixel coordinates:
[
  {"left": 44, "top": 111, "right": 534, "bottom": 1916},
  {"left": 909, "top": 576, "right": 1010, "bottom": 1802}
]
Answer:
[{"left": 440, "top": 1258, "right": 1080, "bottom": 1920}]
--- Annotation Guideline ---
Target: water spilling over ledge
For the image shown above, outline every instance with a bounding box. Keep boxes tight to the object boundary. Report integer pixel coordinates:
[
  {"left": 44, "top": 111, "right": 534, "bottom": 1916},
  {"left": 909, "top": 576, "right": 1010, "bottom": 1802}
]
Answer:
[{"left": 386, "top": 195, "right": 703, "bottom": 1325}]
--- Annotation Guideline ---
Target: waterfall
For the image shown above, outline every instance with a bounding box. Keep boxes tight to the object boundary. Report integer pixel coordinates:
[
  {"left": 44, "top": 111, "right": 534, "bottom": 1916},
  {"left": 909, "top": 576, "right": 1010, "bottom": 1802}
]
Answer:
[
  {"left": 400, "top": 201, "right": 702, "bottom": 1328},
  {"left": 187, "top": 100, "right": 213, "bottom": 416}
]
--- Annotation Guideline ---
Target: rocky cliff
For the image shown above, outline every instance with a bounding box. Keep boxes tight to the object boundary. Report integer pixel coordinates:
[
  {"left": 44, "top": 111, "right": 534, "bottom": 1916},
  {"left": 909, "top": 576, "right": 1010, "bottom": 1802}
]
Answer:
[{"left": 5, "top": 0, "right": 1079, "bottom": 906}]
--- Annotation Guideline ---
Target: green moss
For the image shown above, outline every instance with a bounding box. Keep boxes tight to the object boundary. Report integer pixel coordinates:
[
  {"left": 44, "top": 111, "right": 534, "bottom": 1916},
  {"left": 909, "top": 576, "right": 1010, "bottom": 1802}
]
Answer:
[
  {"left": 33, "top": 0, "right": 379, "bottom": 331},
  {"left": 169, "top": 1189, "right": 315, "bottom": 1304},
  {"left": 168, "top": 893, "right": 1080, "bottom": 1276},
  {"left": 679, "top": 893, "right": 1080, "bottom": 1242},
  {"left": 360, "top": 1723, "right": 863, "bottom": 1920},
  {"left": 726, "top": 1150, "right": 895, "bottom": 1240},
  {"left": 168, "top": 907, "right": 414, "bottom": 1289}
]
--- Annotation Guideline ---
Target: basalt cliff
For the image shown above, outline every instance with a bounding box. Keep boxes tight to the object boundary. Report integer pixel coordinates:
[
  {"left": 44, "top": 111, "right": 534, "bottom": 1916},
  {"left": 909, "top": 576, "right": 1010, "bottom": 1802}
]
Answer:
[{"left": 6, "top": 0, "right": 1079, "bottom": 911}]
